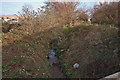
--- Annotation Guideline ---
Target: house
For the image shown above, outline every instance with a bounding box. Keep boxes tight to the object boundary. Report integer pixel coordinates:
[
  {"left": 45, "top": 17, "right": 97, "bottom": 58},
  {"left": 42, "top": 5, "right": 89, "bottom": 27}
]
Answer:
[
  {"left": 4, "top": 18, "right": 10, "bottom": 22},
  {"left": 0, "top": 15, "right": 21, "bottom": 23}
]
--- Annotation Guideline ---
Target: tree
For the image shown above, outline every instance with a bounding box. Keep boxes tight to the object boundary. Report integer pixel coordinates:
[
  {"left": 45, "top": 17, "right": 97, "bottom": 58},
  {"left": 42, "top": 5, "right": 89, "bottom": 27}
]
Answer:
[
  {"left": 91, "top": 2, "right": 118, "bottom": 26},
  {"left": 18, "top": 4, "right": 37, "bottom": 21},
  {"left": 42, "top": 0, "right": 88, "bottom": 27}
]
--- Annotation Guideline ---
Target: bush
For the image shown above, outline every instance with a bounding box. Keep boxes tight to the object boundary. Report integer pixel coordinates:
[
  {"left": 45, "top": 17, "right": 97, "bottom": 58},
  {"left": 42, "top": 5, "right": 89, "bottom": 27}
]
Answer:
[
  {"left": 92, "top": 2, "right": 118, "bottom": 26},
  {"left": 2, "top": 22, "right": 10, "bottom": 33}
]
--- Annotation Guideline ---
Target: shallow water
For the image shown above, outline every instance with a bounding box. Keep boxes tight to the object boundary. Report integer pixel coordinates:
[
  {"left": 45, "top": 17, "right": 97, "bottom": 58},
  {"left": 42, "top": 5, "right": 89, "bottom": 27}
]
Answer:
[{"left": 48, "top": 41, "right": 66, "bottom": 78}]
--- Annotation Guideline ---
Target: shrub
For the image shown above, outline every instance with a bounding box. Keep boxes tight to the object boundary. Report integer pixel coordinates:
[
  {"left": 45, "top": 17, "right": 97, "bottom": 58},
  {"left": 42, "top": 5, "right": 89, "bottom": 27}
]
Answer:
[{"left": 2, "top": 22, "right": 10, "bottom": 33}]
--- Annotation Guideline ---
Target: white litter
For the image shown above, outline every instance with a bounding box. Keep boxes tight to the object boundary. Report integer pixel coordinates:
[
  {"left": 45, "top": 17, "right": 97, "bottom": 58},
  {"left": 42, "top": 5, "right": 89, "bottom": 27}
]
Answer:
[{"left": 73, "top": 63, "right": 79, "bottom": 68}]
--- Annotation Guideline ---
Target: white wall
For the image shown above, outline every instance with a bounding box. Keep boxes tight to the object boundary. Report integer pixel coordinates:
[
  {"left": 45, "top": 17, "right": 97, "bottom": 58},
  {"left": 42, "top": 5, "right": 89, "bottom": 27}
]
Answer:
[{"left": 4, "top": 19, "right": 10, "bottom": 22}]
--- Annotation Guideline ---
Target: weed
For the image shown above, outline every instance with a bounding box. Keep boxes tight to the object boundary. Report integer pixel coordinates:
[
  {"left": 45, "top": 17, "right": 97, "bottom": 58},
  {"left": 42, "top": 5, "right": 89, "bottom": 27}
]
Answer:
[
  {"left": 66, "top": 71, "right": 72, "bottom": 77},
  {"left": 24, "top": 43, "right": 30, "bottom": 48},
  {"left": 64, "top": 63, "right": 69, "bottom": 69},
  {"left": 26, "top": 72, "right": 32, "bottom": 76},
  {"left": 63, "top": 25, "right": 68, "bottom": 31},
  {"left": 11, "top": 60, "right": 18, "bottom": 64},
  {"left": 40, "top": 45, "right": 45, "bottom": 48},
  {"left": 2, "top": 65, "right": 11, "bottom": 73},
  {"left": 59, "top": 55, "right": 63, "bottom": 60}
]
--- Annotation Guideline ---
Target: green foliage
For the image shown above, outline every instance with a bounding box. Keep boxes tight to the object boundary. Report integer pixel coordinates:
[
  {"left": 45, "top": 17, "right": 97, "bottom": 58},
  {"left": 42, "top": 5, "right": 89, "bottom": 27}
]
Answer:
[
  {"left": 66, "top": 71, "right": 72, "bottom": 77},
  {"left": 63, "top": 25, "right": 68, "bottom": 31},
  {"left": 63, "top": 25, "right": 69, "bottom": 35},
  {"left": 24, "top": 43, "right": 30, "bottom": 47},
  {"left": 56, "top": 47, "right": 65, "bottom": 60},
  {"left": 11, "top": 60, "right": 18, "bottom": 64},
  {"left": 113, "top": 48, "right": 119, "bottom": 54},
  {"left": 64, "top": 63, "right": 69, "bottom": 69},
  {"left": 59, "top": 55, "right": 63, "bottom": 60},
  {"left": 109, "top": 37, "right": 118, "bottom": 51},
  {"left": 2, "top": 65, "right": 11, "bottom": 73}
]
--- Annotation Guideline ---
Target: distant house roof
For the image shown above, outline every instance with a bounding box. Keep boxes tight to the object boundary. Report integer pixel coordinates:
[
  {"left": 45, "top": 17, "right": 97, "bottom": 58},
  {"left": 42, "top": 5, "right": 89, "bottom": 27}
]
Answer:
[{"left": 0, "top": 15, "right": 22, "bottom": 19}]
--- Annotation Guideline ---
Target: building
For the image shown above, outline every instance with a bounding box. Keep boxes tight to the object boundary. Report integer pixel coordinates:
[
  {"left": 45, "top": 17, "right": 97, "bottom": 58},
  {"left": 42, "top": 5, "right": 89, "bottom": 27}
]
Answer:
[
  {"left": 4, "top": 18, "right": 10, "bottom": 22},
  {"left": 0, "top": 15, "right": 20, "bottom": 23}
]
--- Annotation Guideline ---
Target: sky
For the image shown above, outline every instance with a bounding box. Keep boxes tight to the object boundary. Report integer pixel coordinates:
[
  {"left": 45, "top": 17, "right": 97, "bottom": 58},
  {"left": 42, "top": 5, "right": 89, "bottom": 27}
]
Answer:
[
  {"left": 1, "top": 2, "right": 45, "bottom": 15},
  {"left": 0, "top": 0, "right": 118, "bottom": 15}
]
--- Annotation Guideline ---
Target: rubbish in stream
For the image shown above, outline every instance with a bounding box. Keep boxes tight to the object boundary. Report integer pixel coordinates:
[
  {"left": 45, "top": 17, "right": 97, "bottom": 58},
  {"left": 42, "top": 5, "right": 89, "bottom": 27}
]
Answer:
[
  {"left": 73, "top": 63, "right": 79, "bottom": 69},
  {"left": 48, "top": 40, "right": 66, "bottom": 78},
  {"left": 48, "top": 49, "right": 59, "bottom": 64}
]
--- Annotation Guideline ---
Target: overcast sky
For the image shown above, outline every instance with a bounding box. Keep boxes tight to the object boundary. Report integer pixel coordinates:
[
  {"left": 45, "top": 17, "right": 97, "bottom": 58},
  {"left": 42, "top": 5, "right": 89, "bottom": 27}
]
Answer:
[{"left": 0, "top": 0, "right": 118, "bottom": 15}]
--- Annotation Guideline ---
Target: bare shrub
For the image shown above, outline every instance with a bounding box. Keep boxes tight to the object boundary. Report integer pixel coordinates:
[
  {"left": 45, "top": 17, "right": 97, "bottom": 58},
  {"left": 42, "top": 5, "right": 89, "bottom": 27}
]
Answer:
[
  {"left": 91, "top": 2, "right": 118, "bottom": 26},
  {"left": 16, "top": 1, "right": 89, "bottom": 35},
  {"left": 2, "top": 22, "right": 10, "bottom": 33},
  {"left": 42, "top": 1, "right": 88, "bottom": 27}
]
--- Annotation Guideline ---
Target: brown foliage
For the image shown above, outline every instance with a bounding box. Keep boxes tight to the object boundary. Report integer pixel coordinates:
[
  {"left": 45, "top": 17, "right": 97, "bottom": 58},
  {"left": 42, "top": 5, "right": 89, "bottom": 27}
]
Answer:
[
  {"left": 92, "top": 2, "right": 118, "bottom": 26},
  {"left": 42, "top": 1, "right": 88, "bottom": 27},
  {"left": 17, "top": 1, "right": 89, "bottom": 35}
]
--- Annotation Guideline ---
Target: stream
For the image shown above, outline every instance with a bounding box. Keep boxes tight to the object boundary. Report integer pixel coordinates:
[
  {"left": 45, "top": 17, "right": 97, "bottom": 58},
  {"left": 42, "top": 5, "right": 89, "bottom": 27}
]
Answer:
[{"left": 48, "top": 40, "right": 66, "bottom": 78}]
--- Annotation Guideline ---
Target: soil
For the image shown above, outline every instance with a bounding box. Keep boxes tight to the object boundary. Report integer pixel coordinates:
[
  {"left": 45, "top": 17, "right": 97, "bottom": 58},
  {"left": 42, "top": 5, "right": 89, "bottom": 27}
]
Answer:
[{"left": 49, "top": 65, "right": 66, "bottom": 78}]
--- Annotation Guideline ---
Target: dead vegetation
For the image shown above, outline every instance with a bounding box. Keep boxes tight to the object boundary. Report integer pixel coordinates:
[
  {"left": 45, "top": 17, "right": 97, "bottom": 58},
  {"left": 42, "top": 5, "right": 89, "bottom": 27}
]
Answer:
[{"left": 2, "top": 1, "right": 120, "bottom": 78}]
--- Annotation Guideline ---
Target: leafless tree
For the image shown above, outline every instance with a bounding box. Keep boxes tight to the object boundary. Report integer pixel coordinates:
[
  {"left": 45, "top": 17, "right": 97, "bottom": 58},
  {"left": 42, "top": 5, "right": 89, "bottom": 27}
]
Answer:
[
  {"left": 91, "top": 2, "right": 118, "bottom": 25},
  {"left": 42, "top": 0, "right": 88, "bottom": 27}
]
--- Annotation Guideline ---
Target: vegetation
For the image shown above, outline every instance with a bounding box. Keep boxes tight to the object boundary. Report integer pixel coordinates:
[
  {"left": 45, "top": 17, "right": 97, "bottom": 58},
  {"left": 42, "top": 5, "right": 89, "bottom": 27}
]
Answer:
[
  {"left": 2, "top": 1, "right": 119, "bottom": 78},
  {"left": 91, "top": 2, "right": 118, "bottom": 26}
]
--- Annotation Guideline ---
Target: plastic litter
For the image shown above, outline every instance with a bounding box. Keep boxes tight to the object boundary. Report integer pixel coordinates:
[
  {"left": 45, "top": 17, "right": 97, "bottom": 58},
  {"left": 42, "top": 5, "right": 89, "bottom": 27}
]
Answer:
[{"left": 73, "top": 63, "right": 79, "bottom": 68}]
